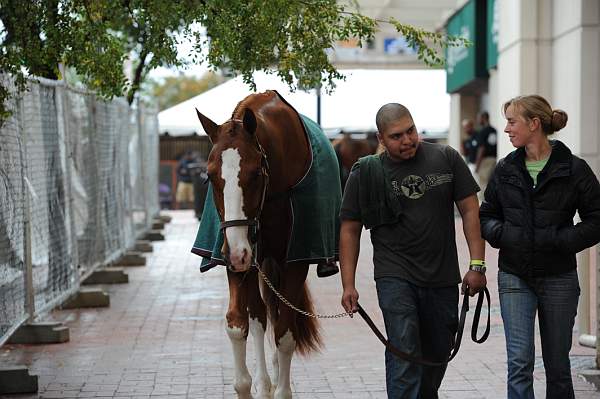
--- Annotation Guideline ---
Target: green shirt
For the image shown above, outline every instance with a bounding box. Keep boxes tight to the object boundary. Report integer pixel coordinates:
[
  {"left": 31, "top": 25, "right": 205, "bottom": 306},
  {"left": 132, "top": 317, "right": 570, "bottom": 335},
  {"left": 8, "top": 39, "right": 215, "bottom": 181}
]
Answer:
[{"left": 526, "top": 158, "right": 549, "bottom": 187}]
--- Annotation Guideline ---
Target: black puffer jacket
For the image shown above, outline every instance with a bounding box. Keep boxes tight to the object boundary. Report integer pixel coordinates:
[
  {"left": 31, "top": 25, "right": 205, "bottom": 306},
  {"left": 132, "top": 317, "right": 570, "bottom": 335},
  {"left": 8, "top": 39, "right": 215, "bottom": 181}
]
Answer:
[{"left": 480, "top": 140, "right": 600, "bottom": 278}]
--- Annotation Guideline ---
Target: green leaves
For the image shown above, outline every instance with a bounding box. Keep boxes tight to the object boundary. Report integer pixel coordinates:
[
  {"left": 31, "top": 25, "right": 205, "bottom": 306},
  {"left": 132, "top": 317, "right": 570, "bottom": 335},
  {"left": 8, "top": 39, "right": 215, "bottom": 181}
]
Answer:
[
  {"left": 0, "top": 0, "right": 469, "bottom": 125},
  {"left": 144, "top": 72, "right": 225, "bottom": 111},
  {"left": 389, "top": 17, "right": 471, "bottom": 68}
]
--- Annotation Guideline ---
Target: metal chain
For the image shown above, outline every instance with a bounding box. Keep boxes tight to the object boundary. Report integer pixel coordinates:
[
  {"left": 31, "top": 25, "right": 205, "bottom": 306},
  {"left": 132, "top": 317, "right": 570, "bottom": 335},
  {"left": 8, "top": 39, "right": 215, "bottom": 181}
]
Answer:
[{"left": 254, "top": 263, "right": 351, "bottom": 319}]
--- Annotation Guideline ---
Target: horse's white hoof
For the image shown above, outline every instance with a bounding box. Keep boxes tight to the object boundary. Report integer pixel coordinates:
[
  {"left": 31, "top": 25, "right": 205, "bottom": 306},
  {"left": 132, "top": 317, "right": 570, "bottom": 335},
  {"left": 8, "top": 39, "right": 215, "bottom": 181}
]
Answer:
[
  {"left": 273, "top": 387, "right": 292, "bottom": 399},
  {"left": 254, "top": 379, "right": 273, "bottom": 399},
  {"left": 236, "top": 390, "right": 254, "bottom": 399},
  {"left": 234, "top": 376, "right": 253, "bottom": 399}
]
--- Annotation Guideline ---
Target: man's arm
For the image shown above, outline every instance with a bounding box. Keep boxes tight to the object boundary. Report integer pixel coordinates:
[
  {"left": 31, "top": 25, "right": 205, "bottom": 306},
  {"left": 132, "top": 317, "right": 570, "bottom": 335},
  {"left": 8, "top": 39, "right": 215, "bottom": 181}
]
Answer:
[
  {"left": 340, "top": 219, "right": 363, "bottom": 316},
  {"left": 456, "top": 194, "right": 487, "bottom": 296}
]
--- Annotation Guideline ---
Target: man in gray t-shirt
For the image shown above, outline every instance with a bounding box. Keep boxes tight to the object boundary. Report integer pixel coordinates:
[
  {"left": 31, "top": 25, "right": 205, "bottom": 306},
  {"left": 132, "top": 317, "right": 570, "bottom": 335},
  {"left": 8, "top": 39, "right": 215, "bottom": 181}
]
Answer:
[{"left": 340, "top": 103, "right": 487, "bottom": 398}]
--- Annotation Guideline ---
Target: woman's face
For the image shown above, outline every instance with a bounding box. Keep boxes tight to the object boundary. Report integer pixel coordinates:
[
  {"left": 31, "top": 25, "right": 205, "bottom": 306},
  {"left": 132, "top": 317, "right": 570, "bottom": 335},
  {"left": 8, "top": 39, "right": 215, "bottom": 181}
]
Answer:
[{"left": 504, "top": 104, "right": 532, "bottom": 148}]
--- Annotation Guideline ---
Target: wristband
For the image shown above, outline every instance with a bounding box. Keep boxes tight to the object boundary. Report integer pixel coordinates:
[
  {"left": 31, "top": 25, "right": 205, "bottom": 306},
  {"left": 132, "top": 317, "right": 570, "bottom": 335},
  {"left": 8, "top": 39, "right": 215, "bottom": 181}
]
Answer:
[
  {"left": 469, "top": 259, "right": 485, "bottom": 266},
  {"left": 469, "top": 264, "right": 486, "bottom": 274}
]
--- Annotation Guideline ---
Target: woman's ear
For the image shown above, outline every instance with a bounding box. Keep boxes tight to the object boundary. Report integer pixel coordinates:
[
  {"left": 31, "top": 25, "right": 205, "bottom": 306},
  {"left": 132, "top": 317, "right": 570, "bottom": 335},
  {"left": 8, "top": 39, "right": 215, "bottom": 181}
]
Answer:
[{"left": 529, "top": 117, "right": 540, "bottom": 132}]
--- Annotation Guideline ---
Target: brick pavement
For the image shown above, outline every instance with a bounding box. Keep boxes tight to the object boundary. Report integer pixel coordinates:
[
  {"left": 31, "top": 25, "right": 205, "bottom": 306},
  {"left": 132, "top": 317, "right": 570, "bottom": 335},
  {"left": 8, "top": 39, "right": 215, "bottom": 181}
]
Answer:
[{"left": 1, "top": 210, "right": 598, "bottom": 398}]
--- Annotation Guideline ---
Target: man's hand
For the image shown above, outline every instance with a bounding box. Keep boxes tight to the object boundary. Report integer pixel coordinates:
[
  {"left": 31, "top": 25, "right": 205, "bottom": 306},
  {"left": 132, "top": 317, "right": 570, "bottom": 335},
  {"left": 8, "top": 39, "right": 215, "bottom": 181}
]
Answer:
[
  {"left": 341, "top": 287, "right": 359, "bottom": 317},
  {"left": 461, "top": 270, "right": 487, "bottom": 296}
]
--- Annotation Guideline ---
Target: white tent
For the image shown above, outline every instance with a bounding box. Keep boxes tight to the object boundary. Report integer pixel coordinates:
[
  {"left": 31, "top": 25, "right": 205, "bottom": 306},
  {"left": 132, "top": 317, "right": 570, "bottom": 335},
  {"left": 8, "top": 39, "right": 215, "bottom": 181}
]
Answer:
[{"left": 158, "top": 69, "right": 450, "bottom": 136}]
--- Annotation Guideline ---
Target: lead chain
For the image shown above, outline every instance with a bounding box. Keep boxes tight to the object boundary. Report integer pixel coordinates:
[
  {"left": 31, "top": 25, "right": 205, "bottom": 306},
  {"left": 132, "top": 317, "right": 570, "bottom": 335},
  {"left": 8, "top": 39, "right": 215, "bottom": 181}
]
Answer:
[{"left": 253, "top": 263, "right": 351, "bottom": 319}]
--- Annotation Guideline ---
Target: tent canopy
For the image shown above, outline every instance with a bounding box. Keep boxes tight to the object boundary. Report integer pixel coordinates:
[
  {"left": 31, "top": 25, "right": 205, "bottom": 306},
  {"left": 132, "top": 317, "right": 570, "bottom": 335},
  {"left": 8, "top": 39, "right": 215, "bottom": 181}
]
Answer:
[{"left": 158, "top": 69, "right": 449, "bottom": 137}]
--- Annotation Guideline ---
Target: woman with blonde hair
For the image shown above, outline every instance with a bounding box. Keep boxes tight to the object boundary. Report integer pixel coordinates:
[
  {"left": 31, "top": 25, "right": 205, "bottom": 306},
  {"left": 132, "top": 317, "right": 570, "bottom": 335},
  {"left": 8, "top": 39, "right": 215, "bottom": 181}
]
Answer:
[{"left": 480, "top": 94, "right": 600, "bottom": 398}]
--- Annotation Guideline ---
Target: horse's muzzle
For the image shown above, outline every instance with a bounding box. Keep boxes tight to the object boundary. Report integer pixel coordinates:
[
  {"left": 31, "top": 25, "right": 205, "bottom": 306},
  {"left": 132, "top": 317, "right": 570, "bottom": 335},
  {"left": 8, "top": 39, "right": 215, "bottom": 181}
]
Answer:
[{"left": 223, "top": 250, "right": 251, "bottom": 273}]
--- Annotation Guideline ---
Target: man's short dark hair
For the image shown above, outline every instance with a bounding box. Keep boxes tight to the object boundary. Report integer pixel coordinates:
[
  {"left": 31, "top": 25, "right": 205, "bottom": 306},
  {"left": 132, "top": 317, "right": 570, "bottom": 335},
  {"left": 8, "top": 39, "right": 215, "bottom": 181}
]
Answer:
[{"left": 375, "top": 103, "right": 412, "bottom": 133}]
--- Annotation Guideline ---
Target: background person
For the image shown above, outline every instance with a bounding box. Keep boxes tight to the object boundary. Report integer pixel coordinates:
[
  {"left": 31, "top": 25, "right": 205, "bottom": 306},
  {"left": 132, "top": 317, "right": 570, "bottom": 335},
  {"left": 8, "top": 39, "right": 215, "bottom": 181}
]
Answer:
[
  {"left": 461, "top": 118, "right": 478, "bottom": 180},
  {"left": 474, "top": 111, "right": 497, "bottom": 197},
  {"left": 480, "top": 94, "right": 600, "bottom": 398},
  {"left": 176, "top": 150, "right": 196, "bottom": 209},
  {"left": 339, "top": 103, "right": 487, "bottom": 398}
]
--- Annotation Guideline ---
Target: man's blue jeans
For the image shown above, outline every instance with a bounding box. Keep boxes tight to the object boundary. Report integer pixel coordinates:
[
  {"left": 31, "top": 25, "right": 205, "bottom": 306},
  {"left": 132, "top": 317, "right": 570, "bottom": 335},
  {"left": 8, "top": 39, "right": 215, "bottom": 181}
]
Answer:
[
  {"left": 498, "top": 270, "right": 580, "bottom": 399},
  {"left": 375, "top": 277, "right": 458, "bottom": 399}
]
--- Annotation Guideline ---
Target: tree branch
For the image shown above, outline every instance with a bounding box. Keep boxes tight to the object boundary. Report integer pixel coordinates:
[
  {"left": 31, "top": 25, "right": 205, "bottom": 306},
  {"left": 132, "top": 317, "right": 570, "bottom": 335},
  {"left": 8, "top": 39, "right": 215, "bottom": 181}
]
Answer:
[{"left": 127, "top": 49, "right": 148, "bottom": 104}]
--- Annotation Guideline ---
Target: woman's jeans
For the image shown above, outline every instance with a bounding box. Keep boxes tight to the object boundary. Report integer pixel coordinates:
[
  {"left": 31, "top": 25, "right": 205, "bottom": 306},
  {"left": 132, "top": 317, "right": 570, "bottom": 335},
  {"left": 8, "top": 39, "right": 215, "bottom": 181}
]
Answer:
[
  {"left": 375, "top": 277, "right": 458, "bottom": 399},
  {"left": 498, "top": 270, "right": 580, "bottom": 399}
]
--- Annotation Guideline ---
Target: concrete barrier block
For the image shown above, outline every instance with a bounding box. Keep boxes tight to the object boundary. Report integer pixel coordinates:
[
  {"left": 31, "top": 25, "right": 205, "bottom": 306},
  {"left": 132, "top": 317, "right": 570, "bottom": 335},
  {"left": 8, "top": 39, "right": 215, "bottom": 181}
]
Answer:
[
  {"left": 134, "top": 240, "right": 153, "bottom": 253},
  {"left": 152, "top": 221, "right": 165, "bottom": 230},
  {"left": 579, "top": 369, "right": 600, "bottom": 390},
  {"left": 82, "top": 267, "right": 129, "bottom": 284},
  {"left": 143, "top": 230, "right": 165, "bottom": 241},
  {"left": 114, "top": 252, "right": 146, "bottom": 266},
  {"left": 0, "top": 366, "right": 38, "bottom": 394},
  {"left": 60, "top": 288, "right": 110, "bottom": 309},
  {"left": 158, "top": 214, "right": 172, "bottom": 223},
  {"left": 7, "top": 322, "right": 69, "bottom": 344}
]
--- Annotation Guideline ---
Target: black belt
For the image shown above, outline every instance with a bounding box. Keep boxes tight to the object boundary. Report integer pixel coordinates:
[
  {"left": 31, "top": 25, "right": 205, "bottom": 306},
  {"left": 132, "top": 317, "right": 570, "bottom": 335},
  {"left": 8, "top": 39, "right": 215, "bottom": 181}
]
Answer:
[{"left": 356, "top": 287, "right": 491, "bottom": 366}]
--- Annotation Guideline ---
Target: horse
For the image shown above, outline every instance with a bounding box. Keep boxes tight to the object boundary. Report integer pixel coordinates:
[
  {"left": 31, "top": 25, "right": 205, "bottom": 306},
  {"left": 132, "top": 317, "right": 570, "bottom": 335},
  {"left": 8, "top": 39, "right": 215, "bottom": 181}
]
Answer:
[
  {"left": 332, "top": 132, "right": 380, "bottom": 190},
  {"left": 193, "top": 90, "right": 341, "bottom": 399}
]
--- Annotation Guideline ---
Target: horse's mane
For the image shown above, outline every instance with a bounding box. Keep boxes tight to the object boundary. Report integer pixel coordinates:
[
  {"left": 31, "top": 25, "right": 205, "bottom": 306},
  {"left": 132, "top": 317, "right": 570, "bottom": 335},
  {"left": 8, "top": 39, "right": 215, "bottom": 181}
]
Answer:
[{"left": 232, "top": 90, "right": 278, "bottom": 120}]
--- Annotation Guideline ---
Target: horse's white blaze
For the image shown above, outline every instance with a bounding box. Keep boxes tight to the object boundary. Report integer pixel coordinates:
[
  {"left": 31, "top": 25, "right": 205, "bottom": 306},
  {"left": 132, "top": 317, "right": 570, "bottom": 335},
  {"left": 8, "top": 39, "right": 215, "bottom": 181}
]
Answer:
[
  {"left": 226, "top": 325, "right": 252, "bottom": 398},
  {"left": 249, "top": 317, "right": 271, "bottom": 398},
  {"left": 221, "top": 148, "right": 252, "bottom": 270},
  {"left": 274, "top": 330, "right": 296, "bottom": 399}
]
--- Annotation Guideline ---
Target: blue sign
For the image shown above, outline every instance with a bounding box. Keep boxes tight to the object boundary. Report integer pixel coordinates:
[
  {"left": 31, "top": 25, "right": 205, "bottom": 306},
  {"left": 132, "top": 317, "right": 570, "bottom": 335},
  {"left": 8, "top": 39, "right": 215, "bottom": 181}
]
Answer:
[{"left": 384, "top": 37, "right": 417, "bottom": 55}]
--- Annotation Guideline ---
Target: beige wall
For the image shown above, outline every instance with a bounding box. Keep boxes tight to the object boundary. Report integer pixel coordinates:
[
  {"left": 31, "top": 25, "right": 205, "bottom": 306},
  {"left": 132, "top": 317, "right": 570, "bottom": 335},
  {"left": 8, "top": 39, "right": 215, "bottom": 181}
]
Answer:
[{"left": 446, "top": 0, "right": 600, "bottom": 345}]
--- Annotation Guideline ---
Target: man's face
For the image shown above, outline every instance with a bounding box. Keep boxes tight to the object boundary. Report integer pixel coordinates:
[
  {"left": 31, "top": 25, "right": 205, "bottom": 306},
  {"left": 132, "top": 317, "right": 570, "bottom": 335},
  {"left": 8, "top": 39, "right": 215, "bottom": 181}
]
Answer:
[
  {"left": 377, "top": 116, "right": 419, "bottom": 161},
  {"left": 463, "top": 121, "right": 474, "bottom": 135},
  {"left": 479, "top": 114, "right": 488, "bottom": 126}
]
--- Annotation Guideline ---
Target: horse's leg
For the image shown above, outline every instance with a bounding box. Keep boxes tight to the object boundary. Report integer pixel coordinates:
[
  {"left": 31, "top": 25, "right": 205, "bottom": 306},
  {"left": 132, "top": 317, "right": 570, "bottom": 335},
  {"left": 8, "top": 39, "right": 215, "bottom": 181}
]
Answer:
[
  {"left": 273, "top": 262, "right": 312, "bottom": 399},
  {"left": 247, "top": 270, "right": 272, "bottom": 398},
  {"left": 271, "top": 351, "right": 279, "bottom": 393},
  {"left": 226, "top": 270, "right": 253, "bottom": 399}
]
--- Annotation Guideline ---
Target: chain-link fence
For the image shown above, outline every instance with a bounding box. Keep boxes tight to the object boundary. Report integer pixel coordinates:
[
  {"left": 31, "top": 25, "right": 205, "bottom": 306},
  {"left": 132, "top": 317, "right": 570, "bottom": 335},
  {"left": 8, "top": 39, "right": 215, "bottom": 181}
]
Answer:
[{"left": 0, "top": 76, "right": 159, "bottom": 345}]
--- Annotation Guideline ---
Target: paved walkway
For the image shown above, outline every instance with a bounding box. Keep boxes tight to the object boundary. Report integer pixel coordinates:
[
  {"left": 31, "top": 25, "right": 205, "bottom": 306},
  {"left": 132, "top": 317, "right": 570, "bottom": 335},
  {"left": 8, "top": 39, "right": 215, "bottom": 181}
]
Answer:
[{"left": 1, "top": 210, "right": 598, "bottom": 398}]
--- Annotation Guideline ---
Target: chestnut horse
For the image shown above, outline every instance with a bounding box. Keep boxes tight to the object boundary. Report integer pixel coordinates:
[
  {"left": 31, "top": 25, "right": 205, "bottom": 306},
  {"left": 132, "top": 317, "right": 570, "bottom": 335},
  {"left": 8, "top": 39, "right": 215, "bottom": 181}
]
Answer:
[
  {"left": 333, "top": 132, "right": 380, "bottom": 190},
  {"left": 195, "top": 91, "right": 338, "bottom": 399}
]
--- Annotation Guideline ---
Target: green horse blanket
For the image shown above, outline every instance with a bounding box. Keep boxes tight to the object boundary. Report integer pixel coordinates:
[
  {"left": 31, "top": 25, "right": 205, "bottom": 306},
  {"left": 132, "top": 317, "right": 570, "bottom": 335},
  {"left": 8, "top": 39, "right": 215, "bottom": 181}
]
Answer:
[{"left": 191, "top": 114, "right": 341, "bottom": 272}]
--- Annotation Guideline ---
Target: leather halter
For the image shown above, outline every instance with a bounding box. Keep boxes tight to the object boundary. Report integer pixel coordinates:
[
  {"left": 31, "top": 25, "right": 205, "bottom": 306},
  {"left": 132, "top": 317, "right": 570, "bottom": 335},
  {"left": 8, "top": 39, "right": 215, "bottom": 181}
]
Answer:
[{"left": 219, "top": 124, "right": 269, "bottom": 267}]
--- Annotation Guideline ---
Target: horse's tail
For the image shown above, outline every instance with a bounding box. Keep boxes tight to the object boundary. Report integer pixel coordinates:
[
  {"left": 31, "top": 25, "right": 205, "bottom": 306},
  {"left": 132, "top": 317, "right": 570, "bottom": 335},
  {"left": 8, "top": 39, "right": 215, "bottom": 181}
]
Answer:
[
  {"left": 260, "top": 258, "right": 321, "bottom": 355},
  {"left": 294, "top": 279, "right": 322, "bottom": 355}
]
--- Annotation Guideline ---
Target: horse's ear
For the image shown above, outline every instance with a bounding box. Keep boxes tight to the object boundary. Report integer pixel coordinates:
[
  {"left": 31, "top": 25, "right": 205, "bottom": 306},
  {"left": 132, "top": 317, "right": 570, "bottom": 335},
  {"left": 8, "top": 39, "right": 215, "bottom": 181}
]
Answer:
[
  {"left": 243, "top": 108, "right": 257, "bottom": 135},
  {"left": 196, "top": 108, "right": 218, "bottom": 142}
]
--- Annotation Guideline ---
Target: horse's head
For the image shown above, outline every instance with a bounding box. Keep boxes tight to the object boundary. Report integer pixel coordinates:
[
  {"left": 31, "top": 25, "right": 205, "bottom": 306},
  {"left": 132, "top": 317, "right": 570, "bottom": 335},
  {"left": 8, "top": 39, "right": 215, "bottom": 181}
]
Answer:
[{"left": 196, "top": 107, "right": 268, "bottom": 272}]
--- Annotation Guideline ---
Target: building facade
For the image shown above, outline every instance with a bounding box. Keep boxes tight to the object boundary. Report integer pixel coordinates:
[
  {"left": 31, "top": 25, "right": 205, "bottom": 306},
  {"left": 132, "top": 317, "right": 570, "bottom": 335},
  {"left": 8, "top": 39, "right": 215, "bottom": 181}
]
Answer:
[{"left": 444, "top": 0, "right": 600, "bottom": 360}]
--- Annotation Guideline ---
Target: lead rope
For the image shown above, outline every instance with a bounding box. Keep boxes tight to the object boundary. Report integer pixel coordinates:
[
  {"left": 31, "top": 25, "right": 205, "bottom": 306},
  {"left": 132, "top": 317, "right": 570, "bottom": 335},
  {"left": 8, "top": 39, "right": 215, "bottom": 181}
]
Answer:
[{"left": 253, "top": 259, "right": 490, "bottom": 365}]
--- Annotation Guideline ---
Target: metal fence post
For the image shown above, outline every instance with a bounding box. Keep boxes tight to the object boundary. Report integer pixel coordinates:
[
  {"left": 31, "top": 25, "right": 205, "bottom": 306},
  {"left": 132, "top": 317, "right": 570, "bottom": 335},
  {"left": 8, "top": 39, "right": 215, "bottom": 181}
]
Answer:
[
  {"left": 19, "top": 88, "right": 35, "bottom": 323},
  {"left": 56, "top": 75, "right": 80, "bottom": 282},
  {"left": 137, "top": 100, "right": 149, "bottom": 231}
]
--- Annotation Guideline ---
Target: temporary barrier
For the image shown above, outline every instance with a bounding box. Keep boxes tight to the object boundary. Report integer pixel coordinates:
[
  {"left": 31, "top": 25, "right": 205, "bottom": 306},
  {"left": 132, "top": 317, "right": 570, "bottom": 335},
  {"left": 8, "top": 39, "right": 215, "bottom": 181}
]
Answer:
[{"left": 0, "top": 76, "right": 159, "bottom": 345}]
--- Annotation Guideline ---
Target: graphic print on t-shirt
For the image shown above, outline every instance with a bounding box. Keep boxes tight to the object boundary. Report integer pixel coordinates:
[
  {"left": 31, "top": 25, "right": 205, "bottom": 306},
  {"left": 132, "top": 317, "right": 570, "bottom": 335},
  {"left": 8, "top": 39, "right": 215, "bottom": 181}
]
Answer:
[{"left": 391, "top": 173, "right": 454, "bottom": 199}]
